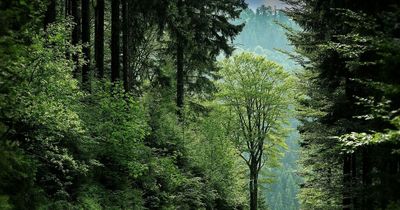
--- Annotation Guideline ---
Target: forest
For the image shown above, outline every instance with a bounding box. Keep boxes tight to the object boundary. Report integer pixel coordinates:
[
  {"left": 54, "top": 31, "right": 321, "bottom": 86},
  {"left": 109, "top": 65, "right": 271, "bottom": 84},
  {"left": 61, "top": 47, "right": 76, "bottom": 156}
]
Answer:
[{"left": 0, "top": 0, "right": 399, "bottom": 210}]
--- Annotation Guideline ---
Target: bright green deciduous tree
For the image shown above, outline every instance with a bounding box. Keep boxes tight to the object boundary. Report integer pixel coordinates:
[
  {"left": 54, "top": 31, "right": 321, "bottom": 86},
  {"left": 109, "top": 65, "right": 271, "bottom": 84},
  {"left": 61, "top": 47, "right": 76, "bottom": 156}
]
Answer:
[{"left": 217, "top": 52, "right": 295, "bottom": 210}]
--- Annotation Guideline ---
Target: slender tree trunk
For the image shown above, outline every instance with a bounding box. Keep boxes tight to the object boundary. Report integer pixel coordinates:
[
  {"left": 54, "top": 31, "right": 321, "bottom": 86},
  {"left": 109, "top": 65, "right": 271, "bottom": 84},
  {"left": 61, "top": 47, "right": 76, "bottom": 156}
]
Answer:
[
  {"left": 362, "top": 148, "right": 371, "bottom": 210},
  {"left": 44, "top": 0, "right": 56, "bottom": 29},
  {"left": 95, "top": 0, "right": 104, "bottom": 78},
  {"left": 122, "top": 0, "right": 129, "bottom": 92},
  {"left": 176, "top": 38, "right": 184, "bottom": 118},
  {"left": 327, "top": 167, "right": 332, "bottom": 206},
  {"left": 249, "top": 163, "right": 258, "bottom": 210},
  {"left": 111, "top": 0, "right": 121, "bottom": 82},
  {"left": 81, "top": 0, "right": 90, "bottom": 91},
  {"left": 380, "top": 159, "right": 389, "bottom": 209},
  {"left": 176, "top": 0, "right": 184, "bottom": 119},
  {"left": 65, "top": 0, "right": 71, "bottom": 17},
  {"left": 343, "top": 155, "right": 352, "bottom": 210},
  {"left": 343, "top": 77, "right": 354, "bottom": 210},
  {"left": 71, "top": 0, "right": 81, "bottom": 78},
  {"left": 65, "top": 0, "right": 72, "bottom": 60},
  {"left": 351, "top": 153, "right": 357, "bottom": 209}
]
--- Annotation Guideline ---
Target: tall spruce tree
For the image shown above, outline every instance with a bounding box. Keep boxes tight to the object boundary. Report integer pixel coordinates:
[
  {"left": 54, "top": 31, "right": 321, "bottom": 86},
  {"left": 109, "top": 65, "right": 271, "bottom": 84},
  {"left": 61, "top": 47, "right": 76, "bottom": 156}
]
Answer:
[{"left": 165, "top": 0, "right": 246, "bottom": 119}]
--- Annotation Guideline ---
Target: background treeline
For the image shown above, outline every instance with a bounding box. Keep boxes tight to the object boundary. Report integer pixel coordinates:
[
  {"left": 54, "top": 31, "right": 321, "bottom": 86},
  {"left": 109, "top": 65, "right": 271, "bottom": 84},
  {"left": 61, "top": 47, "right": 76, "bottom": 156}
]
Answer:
[
  {"left": 0, "top": 0, "right": 251, "bottom": 209},
  {"left": 284, "top": 0, "right": 400, "bottom": 209}
]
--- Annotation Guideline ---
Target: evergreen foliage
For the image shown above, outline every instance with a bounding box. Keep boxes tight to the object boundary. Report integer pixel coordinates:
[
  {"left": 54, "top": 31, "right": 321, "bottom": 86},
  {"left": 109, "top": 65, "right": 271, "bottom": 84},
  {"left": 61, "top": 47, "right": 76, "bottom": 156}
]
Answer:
[{"left": 284, "top": 0, "right": 400, "bottom": 209}]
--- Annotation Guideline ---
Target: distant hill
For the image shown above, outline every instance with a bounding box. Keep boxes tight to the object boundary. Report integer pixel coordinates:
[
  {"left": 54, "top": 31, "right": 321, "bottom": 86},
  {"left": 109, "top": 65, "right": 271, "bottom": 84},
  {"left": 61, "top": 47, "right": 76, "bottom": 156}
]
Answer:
[{"left": 234, "top": 6, "right": 299, "bottom": 70}]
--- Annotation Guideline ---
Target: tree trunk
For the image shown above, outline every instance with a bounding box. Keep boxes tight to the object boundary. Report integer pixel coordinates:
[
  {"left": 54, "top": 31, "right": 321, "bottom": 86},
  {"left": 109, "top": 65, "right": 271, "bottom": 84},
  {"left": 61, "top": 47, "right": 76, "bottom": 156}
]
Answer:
[
  {"left": 95, "top": 0, "right": 104, "bottom": 78},
  {"left": 65, "top": 0, "right": 72, "bottom": 60},
  {"left": 362, "top": 148, "right": 371, "bottom": 210},
  {"left": 122, "top": 0, "right": 129, "bottom": 92},
  {"left": 65, "top": 0, "right": 71, "bottom": 17},
  {"left": 351, "top": 153, "right": 357, "bottom": 209},
  {"left": 343, "top": 154, "right": 352, "bottom": 210},
  {"left": 44, "top": 0, "right": 56, "bottom": 29},
  {"left": 71, "top": 0, "right": 81, "bottom": 78},
  {"left": 176, "top": 38, "right": 184, "bottom": 118},
  {"left": 176, "top": 0, "right": 184, "bottom": 119},
  {"left": 81, "top": 0, "right": 90, "bottom": 91},
  {"left": 343, "top": 77, "right": 354, "bottom": 210},
  {"left": 249, "top": 164, "right": 258, "bottom": 210},
  {"left": 111, "top": 0, "right": 120, "bottom": 82}
]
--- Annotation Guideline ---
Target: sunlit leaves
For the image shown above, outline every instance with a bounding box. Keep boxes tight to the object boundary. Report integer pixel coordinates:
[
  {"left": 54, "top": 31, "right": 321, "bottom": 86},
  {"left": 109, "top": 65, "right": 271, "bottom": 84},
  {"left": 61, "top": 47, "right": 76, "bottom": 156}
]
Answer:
[{"left": 217, "top": 52, "right": 295, "bottom": 170}]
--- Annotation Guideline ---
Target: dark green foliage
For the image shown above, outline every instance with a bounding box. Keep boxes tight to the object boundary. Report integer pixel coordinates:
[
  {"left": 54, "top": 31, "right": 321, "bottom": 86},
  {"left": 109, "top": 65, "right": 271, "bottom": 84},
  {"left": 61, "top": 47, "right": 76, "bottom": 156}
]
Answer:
[
  {"left": 165, "top": 0, "right": 247, "bottom": 113},
  {"left": 284, "top": 0, "right": 400, "bottom": 209},
  {"left": 0, "top": 0, "right": 43, "bottom": 36}
]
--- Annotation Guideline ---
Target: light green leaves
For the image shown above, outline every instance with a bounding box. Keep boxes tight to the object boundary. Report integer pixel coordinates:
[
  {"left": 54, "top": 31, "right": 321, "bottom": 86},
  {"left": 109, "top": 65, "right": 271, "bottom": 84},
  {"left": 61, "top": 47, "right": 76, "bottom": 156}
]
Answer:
[{"left": 217, "top": 52, "right": 295, "bottom": 170}]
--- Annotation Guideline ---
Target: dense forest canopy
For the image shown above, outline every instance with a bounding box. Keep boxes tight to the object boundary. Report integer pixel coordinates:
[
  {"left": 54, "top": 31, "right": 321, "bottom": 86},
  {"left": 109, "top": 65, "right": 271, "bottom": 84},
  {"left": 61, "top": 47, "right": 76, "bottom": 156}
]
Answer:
[{"left": 0, "top": 0, "right": 399, "bottom": 210}]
